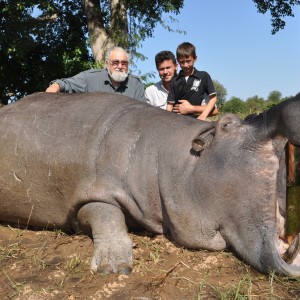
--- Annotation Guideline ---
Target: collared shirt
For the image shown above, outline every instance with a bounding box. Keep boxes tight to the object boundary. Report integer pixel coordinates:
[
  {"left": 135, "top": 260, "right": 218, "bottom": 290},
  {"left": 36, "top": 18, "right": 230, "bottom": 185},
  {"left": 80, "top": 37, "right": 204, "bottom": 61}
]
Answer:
[
  {"left": 167, "top": 68, "right": 216, "bottom": 105},
  {"left": 51, "top": 68, "right": 145, "bottom": 101},
  {"left": 145, "top": 81, "right": 168, "bottom": 109}
]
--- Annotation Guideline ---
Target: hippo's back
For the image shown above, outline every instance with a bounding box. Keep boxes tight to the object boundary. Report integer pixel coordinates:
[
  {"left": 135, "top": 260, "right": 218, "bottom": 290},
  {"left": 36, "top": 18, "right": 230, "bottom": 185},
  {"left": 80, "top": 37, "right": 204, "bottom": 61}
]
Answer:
[
  {"left": 0, "top": 92, "right": 211, "bottom": 230},
  {"left": 0, "top": 92, "right": 147, "bottom": 228}
]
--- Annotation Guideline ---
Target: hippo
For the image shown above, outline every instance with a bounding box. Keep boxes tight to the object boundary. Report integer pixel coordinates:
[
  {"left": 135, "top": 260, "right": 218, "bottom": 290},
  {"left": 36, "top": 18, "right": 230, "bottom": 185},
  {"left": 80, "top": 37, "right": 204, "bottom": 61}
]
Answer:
[{"left": 0, "top": 92, "right": 299, "bottom": 276}]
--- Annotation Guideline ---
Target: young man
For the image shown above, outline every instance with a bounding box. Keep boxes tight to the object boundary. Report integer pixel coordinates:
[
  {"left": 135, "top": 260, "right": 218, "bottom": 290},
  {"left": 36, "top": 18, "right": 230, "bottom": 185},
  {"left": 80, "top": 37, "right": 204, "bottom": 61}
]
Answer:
[
  {"left": 145, "top": 51, "right": 178, "bottom": 109},
  {"left": 46, "top": 47, "right": 145, "bottom": 101},
  {"left": 166, "top": 42, "right": 218, "bottom": 120}
]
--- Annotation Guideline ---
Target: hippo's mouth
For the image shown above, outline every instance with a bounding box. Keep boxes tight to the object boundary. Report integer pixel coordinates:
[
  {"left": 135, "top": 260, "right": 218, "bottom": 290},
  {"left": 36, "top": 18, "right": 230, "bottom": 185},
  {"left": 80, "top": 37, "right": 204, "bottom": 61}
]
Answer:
[
  {"left": 277, "top": 231, "right": 300, "bottom": 266},
  {"left": 277, "top": 197, "right": 300, "bottom": 265},
  {"left": 276, "top": 158, "right": 300, "bottom": 266}
]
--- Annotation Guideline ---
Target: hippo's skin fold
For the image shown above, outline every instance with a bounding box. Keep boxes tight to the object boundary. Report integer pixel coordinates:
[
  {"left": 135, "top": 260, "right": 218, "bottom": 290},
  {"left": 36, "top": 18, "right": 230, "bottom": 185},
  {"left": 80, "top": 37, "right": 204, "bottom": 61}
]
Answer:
[{"left": 0, "top": 92, "right": 300, "bottom": 275}]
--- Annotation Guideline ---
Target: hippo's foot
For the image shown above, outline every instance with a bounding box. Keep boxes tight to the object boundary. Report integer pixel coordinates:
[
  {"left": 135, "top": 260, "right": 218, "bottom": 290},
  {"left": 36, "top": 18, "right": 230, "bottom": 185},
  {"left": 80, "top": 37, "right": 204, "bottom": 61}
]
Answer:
[
  {"left": 91, "top": 238, "right": 133, "bottom": 274},
  {"left": 77, "top": 202, "right": 133, "bottom": 275}
]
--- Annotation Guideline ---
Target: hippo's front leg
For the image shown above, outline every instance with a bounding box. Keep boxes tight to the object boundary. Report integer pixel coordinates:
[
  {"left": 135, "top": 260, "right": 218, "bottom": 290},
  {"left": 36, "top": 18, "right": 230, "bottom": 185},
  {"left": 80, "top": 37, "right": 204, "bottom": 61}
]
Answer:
[{"left": 77, "top": 202, "right": 133, "bottom": 274}]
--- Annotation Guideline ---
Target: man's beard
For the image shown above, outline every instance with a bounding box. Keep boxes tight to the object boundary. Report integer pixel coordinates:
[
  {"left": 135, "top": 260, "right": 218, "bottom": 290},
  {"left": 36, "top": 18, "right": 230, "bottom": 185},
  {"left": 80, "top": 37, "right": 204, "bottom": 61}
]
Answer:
[{"left": 108, "top": 69, "right": 128, "bottom": 82}]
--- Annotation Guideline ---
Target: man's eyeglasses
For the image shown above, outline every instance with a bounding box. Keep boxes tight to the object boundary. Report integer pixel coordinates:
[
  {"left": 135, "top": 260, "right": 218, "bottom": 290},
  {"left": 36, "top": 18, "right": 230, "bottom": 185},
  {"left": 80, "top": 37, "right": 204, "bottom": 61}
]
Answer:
[{"left": 109, "top": 60, "right": 129, "bottom": 67}]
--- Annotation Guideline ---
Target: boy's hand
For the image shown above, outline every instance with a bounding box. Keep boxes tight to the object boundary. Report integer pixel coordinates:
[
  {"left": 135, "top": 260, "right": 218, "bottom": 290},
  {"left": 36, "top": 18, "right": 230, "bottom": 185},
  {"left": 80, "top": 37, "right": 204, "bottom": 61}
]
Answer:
[
  {"left": 173, "top": 100, "right": 193, "bottom": 115},
  {"left": 197, "top": 113, "right": 207, "bottom": 121}
]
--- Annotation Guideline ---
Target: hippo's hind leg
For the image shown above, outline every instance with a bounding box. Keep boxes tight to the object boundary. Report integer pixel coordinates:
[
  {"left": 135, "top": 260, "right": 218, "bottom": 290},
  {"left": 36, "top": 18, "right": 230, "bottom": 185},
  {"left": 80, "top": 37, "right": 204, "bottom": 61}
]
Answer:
[{"left": 77, "top": 202, "right": 132, "bottom": 274}]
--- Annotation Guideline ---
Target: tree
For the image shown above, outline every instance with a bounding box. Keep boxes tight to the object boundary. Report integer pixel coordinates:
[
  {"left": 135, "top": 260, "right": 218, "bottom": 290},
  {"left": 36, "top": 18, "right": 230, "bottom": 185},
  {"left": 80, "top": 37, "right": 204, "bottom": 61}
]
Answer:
[
  {"left": 1, "top": 0, "right": 94, "bottom": 104},
  {"left": 222, "top": 97, "right": 248, "bottom": 115},
  {"left": 84, "top": 0, "right": 185, "bottom": 62},
  {"left": 253, "top": 0, "right": 300, "bottom": 34},
  {"left": 245, "top": 95, "right": 265, "bottom": 113},
  {"left": 213, "top": 80, "right": 227, "bottom": 109},
  {"left": 0, "top": 0, "right": 184, "bottom": 104},
  {"left": 263, "top": 90, "right": 283, "bottom": 109},
  {"left": 1, "top": 0, "right": 299, "bottom": 105},
  {"left": 267, "top": 90, "right": 282, "bottom": 103}
]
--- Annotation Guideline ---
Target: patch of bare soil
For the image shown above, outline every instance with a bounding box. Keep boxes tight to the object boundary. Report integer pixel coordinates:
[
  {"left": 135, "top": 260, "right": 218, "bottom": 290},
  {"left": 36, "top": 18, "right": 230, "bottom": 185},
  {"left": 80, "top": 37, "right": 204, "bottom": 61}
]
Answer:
[{"left": 0, "top": 225, "right": 299, "bottom": 300}]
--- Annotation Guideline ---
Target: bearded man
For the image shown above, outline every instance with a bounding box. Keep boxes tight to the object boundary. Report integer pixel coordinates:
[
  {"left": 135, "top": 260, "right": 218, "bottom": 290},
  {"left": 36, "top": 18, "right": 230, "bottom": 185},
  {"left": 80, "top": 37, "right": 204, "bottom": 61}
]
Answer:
[{"left": 46, "top": 47, "right": 145, "bottom": 101}]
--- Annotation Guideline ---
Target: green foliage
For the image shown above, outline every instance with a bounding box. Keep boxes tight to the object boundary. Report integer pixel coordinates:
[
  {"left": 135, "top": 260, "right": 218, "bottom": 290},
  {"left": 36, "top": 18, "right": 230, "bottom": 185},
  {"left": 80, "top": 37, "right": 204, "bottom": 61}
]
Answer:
[
  {"left": 126, "top": 0, "right": 184, "bottom": 45},
  {"left": 263, "top": 90, "right": 283, "bottom": 109},
  {"left": 213, "top": 80, "right": 227, "bottom": 109},
  {"left": 245, "top": 95, "right": 265, "bottom": 113},
  {"left": 253, "top": 0, "right": 300, "bottom": 34},
  {"left": 221, "top": 91, "right": 300, "bottom": 117},
  {"left": 267, "top": 90, "right": 282, "bottom": 103},
  {"left": 118, "top": 0, "right": 185, "bottom": 66},
  {"left": 0, "top": 0, "right": 184, "bottom": 104},
  {"left": 0, "top": 0, "right": 93, "bottom": 104},
  {"left": 222, "top": 97, "right": 248, "bottom": 114}
]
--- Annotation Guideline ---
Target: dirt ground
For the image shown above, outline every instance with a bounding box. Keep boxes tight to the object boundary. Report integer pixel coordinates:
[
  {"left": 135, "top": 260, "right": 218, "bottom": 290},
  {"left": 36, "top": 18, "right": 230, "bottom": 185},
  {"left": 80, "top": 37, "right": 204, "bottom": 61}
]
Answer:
[{"left": 0, "top": 224, "right": 299, "bottom": 300}]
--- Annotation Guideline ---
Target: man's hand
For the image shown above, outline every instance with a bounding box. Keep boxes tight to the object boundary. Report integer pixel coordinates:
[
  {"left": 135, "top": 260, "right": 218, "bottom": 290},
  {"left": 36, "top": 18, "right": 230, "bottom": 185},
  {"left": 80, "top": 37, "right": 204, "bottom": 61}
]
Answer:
[
  {"left": 173, "top": 100, "right": 194, "bottom": 115},
  {"left": 45, "top": 83, "right": 60, "bottom": 93}
]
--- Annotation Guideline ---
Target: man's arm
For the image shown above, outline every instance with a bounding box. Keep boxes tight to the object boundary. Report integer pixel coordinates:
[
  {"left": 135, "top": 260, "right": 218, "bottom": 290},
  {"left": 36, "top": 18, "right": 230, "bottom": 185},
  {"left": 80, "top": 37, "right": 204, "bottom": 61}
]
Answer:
[
  {"left": 45, "top": 71, "right": 88, "bottom": 93},
  {"left": 166, "top": 81, "right": 176, "bottom": 112},
  {"left": 135, "top": 81, "right": 146, "bottom": 101},
  {"left": 45, "top": 82, "right": 61, "bottom": 93}
]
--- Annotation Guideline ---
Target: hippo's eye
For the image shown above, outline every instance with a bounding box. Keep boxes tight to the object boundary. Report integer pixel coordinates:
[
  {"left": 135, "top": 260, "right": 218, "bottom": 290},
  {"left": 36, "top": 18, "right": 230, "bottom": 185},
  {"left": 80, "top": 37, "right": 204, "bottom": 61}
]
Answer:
[{"left": 222, "top": 121, "right": 231, "bottom": 129}]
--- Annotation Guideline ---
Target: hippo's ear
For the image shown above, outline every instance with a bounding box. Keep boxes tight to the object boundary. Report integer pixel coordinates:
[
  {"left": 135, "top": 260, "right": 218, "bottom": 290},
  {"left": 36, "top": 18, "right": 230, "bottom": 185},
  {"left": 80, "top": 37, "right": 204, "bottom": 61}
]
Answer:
[
  {"left": 191, "top": 130, "right": 214, "bottom": 155},
  {"left": 192, "top": 138, "right": 206, "bottom": 153}
]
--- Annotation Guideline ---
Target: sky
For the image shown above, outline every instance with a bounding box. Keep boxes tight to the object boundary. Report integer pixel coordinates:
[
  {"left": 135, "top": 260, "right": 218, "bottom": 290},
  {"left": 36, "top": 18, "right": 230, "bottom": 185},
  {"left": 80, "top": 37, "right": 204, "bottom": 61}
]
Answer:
[{"left": 134, "top": 0, "right": 300, "bottom": 101}]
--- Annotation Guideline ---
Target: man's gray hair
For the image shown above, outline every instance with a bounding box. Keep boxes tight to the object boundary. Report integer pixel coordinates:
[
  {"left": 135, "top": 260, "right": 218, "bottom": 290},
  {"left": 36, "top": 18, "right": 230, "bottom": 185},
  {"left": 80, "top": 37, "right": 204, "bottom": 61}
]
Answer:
[{"left": 105, "top": 47, "right": 131, "bottom": 63}]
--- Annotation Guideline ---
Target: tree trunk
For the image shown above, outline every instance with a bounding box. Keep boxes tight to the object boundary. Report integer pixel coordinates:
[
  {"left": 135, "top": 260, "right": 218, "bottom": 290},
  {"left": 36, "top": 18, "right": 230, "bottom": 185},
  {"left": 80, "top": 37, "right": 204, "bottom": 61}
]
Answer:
[
  {"left": 110, "top": 0, "right": 128, "bottom": 48},
  {"left": 83, "top": 0, "right": 128, "bottom": 62}
]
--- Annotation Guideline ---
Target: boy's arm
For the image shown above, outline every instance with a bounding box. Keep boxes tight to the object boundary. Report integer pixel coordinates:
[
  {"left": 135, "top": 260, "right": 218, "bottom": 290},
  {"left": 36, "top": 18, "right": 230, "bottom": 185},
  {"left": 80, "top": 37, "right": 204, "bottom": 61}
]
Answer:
[
  {"left": 166, "top": 103, "right": 174, "bottom": 111},
  {"left": 166, "top": 81, "right": 176, "bottom": 112},
  {"left": 197, "top": 94, "right": 218, "bottom": 120},
  {"left": 173, "top": 97, "right": 218, "bottom": 117}
]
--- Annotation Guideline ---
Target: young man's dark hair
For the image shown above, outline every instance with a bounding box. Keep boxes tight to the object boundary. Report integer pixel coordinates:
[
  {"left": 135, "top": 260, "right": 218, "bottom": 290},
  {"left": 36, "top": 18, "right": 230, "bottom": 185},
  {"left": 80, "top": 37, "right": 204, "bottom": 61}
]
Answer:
[{"left": 155, "top": 51, "right": 177, "bottom": 69}]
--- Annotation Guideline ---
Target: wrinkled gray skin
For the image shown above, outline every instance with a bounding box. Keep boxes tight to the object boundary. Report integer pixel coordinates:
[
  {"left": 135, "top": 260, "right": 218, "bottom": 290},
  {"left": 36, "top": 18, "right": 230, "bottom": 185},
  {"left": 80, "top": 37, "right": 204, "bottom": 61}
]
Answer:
[{"left": 0, "top": 92, "right": 299, "bottom": 276}]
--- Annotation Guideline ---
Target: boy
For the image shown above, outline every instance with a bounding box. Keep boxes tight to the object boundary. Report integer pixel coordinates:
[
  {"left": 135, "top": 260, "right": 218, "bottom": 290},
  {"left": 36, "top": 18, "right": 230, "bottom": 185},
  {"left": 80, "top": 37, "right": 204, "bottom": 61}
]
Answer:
[{"left": 166, "top": 42, "right": 218, "bottom": 120}]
